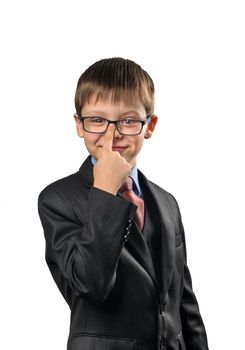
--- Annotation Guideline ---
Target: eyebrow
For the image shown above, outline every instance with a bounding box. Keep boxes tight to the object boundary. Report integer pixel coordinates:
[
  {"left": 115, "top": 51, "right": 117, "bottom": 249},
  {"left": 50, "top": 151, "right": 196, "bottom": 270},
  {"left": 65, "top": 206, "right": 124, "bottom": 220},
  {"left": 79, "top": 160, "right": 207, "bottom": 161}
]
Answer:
[{"left": 82, "top": 110, "right": 143, "bottom": 118}]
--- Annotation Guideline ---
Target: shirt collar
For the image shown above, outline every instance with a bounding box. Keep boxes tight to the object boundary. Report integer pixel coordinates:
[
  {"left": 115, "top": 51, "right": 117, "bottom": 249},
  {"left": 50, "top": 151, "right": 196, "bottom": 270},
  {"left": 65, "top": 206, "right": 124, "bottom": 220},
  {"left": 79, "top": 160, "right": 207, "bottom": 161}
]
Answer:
[{"left": 91, "top": 156, "right": 141, "bottom": 196}]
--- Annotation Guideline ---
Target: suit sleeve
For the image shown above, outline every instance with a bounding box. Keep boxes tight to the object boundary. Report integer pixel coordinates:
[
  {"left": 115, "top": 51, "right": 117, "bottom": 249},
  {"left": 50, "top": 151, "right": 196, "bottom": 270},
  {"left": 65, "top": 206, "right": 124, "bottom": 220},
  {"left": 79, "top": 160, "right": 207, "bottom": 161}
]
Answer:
[
  {"left": 180, "top": 221, "right": 209, "bottom": 349},
  {"left": 38, "top": 186, "right": 136, "bottom": 303}
]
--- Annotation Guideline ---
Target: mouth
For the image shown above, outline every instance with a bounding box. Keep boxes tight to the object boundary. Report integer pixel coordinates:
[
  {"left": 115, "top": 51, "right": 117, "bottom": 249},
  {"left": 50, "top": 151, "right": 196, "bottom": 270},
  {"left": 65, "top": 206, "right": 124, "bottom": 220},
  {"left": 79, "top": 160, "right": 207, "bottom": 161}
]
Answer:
[
  {"left": 96, "top": 142, "right": 128, "bottom": 153},
  {"left": 112, "top": 146, "right": 127, "bottom": 153}
]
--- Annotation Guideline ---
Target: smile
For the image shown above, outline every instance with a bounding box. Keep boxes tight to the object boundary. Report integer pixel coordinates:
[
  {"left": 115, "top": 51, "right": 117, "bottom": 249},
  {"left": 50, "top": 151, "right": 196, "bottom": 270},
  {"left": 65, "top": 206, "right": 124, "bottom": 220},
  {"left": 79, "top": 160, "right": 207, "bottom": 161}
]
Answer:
[{"left": 112, "top": 146, "right": 127, "bottom": 152}]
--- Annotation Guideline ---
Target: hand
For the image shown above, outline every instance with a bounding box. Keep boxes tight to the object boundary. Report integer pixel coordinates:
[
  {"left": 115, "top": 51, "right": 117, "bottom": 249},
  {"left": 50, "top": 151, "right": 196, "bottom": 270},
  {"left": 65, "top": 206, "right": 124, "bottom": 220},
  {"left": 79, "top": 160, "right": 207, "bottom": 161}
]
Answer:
[{"left": 93, "top": 125, "right": 131, "bottom": 195}]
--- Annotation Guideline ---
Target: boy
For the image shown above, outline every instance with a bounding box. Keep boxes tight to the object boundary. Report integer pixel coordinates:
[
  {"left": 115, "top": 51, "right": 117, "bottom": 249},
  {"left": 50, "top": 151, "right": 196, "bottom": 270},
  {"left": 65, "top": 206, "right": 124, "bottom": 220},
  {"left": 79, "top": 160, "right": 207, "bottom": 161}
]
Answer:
[{"left": 38, "top": 57, "right": 209, "bottom": 350}]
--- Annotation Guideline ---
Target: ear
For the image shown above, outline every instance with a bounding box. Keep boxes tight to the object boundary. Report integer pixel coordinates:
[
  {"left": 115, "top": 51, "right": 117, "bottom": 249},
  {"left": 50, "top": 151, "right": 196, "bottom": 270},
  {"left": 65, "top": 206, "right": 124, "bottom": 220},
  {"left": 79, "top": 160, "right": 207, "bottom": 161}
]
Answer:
[
  {"left": 74, "top": 113, "right": 84, "bottom": 138},
  {"left": 144, "top": 115, "right": 158, "bottom": 139}
]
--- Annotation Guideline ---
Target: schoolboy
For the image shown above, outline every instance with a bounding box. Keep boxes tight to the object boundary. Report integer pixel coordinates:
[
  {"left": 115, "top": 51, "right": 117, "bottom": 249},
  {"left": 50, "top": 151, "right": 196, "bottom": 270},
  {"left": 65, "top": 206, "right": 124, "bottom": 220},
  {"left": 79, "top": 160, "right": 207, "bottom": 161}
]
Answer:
[{"left": 38, "top": 57, "right": 209, "bottom": 350}]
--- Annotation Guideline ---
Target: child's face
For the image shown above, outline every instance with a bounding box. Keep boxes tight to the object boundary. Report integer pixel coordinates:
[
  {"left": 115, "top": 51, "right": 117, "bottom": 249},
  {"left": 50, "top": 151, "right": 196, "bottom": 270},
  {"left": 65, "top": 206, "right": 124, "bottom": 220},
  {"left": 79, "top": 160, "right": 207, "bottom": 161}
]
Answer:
[{"left": 74, "top": 93, "right": 157, "bottom": 167}]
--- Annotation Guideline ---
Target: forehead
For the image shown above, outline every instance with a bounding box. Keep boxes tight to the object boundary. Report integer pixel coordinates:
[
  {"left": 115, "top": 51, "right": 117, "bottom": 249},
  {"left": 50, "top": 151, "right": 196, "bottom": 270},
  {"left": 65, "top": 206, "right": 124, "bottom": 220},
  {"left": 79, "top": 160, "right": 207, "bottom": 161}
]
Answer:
[{"left": 82, "top": 92, "right": 145, "bottom": 115}]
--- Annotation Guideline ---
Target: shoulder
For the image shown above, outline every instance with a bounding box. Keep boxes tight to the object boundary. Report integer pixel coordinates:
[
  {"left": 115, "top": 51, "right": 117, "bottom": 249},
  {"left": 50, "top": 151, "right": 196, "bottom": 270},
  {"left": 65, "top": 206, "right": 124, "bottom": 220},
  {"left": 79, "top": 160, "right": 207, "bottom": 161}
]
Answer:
[
  {"left": 38, "top": 172, "right": 83, "bottom": 210},
  {"left": 39, "top": 172, "right": 81, "bottom": 195},
  {"left": 147, "top": 178, "right": 172, "bottom": 197},
  {"left": 38, "top": 156, "right": 93, "bottom": 205},
  {"left": 37, "top": 169, "right": 93, "bottom": 226},
  {"left": 150, "top": 179, "right": 180, "bottom": 209}
]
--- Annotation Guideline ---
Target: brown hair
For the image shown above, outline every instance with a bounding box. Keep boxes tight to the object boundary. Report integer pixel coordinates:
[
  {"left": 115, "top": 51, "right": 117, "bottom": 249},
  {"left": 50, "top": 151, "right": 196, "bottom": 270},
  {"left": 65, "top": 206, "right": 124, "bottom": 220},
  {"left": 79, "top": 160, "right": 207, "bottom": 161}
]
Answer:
[{"left": 75, "top": 57, "right": 155, "bottom": 115}]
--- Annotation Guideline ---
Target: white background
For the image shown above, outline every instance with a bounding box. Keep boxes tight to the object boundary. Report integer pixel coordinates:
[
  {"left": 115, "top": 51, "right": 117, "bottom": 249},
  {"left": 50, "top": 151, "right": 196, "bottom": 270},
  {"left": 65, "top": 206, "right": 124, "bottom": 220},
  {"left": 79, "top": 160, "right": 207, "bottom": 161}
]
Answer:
[{"left": 1, "top": 1, "right": 244, "bottom": 349}]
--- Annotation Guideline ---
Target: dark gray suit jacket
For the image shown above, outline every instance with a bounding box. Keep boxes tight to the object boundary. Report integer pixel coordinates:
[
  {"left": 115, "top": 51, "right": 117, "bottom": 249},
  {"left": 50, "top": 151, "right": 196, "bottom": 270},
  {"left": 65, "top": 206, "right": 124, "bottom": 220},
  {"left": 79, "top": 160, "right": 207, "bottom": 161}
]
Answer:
[{"left": 38, "top": 156, "right": 209, "bottom": 350}]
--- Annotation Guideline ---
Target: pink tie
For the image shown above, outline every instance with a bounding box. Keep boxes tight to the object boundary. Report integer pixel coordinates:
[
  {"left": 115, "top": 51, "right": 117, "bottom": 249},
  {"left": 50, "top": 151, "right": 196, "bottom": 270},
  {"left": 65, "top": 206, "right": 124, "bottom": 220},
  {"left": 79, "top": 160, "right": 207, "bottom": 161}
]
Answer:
[{"left": 120, "top": 177, "right": 144, "bottom": 231}]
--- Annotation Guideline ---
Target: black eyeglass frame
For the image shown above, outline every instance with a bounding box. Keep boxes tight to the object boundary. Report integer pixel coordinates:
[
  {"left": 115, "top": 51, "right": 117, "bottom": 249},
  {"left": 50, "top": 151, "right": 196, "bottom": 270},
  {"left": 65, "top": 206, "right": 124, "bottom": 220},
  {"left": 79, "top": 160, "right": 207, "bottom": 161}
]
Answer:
[{"left": 77, "top": 114, "right": 152, "bottom": 136}]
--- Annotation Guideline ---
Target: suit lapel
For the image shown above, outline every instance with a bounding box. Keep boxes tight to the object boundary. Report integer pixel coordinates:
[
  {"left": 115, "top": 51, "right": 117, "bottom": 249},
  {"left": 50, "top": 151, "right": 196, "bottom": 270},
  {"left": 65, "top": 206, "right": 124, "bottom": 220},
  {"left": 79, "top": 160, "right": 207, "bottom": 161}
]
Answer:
[
  {"left": 138, "top": 171, "right": 176, "bottom": 297},
  {"left": 125, "top": 221, "right": 159, "bottom": 288},
  {"left": 78, "top": 156, "right": 94, "bottom": 187}
]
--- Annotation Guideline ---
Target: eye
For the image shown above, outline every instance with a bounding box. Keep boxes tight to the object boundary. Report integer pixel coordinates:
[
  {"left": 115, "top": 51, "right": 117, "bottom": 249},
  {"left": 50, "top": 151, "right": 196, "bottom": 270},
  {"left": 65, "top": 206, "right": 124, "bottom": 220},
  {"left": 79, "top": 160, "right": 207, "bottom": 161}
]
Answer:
[
  {"left": 120, "top": 118, "right": 138, "bottom": 126},
  {"left": 89, "top": 117, "right": 106, "bottom": 124}
]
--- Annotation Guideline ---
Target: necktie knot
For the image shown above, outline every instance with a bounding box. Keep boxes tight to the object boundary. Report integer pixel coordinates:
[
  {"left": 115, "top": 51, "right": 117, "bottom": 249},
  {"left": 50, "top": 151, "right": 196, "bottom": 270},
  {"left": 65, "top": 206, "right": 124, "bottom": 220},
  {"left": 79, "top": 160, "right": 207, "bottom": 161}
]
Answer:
[{"left": 120, "top": 177, "right": 133, "bottom": 193}]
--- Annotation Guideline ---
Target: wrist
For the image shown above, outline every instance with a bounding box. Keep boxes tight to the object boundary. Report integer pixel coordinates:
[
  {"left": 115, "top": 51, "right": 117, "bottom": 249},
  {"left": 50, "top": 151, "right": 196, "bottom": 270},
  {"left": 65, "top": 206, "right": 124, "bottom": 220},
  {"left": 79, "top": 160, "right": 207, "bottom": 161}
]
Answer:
[{"left": 93, "top": 181, "right": 118, "bottom": 196}]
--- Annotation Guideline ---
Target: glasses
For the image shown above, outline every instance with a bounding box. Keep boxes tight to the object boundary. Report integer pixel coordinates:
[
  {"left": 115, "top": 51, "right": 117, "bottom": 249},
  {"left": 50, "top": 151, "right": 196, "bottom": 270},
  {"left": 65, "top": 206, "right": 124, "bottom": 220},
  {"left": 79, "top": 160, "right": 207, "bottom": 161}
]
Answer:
[{"left": 78, "top": 115, "right": 152, "bottom": 136}]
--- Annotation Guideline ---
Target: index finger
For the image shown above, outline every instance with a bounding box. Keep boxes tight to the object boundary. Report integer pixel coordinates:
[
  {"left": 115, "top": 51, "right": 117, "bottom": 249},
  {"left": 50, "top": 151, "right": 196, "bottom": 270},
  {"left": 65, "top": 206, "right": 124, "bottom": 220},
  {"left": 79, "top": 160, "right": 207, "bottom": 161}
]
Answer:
[{"left": 102, "top": 124, "right": 114, "bottom": 151}]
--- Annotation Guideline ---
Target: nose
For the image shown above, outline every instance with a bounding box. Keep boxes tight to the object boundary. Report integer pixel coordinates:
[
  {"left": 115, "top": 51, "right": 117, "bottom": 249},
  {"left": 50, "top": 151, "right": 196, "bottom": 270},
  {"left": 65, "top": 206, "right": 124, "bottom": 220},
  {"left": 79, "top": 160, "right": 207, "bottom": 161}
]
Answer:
[
  {"left": 105, "top": 122, "right": 122, "bottom": 138},
  {"left": 113, "top": 125, "right": 123, "bottom": 138}
]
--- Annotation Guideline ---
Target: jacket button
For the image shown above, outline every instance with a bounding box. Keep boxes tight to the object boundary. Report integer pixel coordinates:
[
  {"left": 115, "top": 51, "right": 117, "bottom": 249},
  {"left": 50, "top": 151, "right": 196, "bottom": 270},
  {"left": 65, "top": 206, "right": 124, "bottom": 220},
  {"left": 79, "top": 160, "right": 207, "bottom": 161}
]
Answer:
[
  {"left": 160, "top": 338, "right": 167, "bottom": 349},
  {"left": 160, "top": 303, "right": 165, "bottom": 315}
]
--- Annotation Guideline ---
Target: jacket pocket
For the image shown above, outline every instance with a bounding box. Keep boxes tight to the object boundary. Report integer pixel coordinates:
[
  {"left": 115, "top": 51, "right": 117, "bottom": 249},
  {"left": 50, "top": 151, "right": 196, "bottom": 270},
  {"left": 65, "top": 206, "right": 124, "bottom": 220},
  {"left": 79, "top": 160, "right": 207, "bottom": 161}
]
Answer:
[
  {"left": 68, "top": 333, "right": 135, "bottom": 350},
  {"left": 175, "top": 233, "right": 183, "bottom": 247},
  {"left": 178, "top": 332, "right": 186, "bottom": 350}
]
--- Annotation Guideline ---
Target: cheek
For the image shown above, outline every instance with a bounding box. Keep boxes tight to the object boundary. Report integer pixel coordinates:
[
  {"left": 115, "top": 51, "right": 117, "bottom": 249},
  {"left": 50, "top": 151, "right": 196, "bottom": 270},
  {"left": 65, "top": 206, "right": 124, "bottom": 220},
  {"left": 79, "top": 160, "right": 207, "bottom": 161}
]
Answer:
[
  {"left": 85, "top": 134, "right": 101, "bottom": 146},
  {"left": 129, "top": 136, "right": 144, "bottom": 153},
  {"left": 136, "top": 135, "right": 145, "bottom": 149}
]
